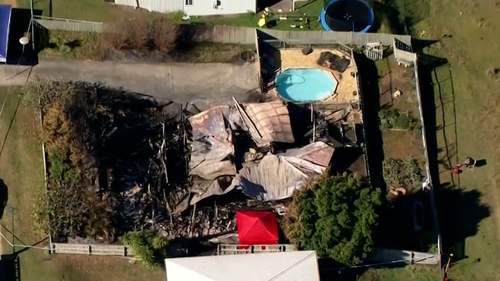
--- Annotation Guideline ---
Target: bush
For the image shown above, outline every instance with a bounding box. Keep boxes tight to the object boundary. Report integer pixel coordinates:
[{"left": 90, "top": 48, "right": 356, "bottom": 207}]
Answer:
[
  {"left": 32, "top": 181, "right": 116, "bottom": 240},
  {"left": 103, "top": 21, "right": 129, "bottom": 50},
  {"left": 128, "top": 18, "right": 149, "bottom": 50},
  {"left": 122, "top": 229, "right": 168, "bottom": 270},
  {"left": 151, "top": 17, "right": 180, "bottom": 52},
  {"left": 47, "top": 149, "right": 80, "bottom": 183},
  {"left": 378, "top": 108, "right": 417, "bottom": 130},
  {"left": 285, "top": 174, "right": 382, "bottom": 266},
  {"left": 383, "top": 158, "right": 423, "bottom": 189},
  {"left": 102, "top": 16, "right": 180, "bottom": 53}
]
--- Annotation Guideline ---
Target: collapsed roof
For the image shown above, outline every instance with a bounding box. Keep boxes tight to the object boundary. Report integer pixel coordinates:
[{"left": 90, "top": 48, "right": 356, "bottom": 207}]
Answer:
[{"left": 186, "top": 100, "right": 334, "bottom": 206}]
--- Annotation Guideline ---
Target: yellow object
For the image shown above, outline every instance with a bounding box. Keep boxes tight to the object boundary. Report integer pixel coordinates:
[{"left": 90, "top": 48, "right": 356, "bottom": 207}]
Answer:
[
  {"left": 23, "top": 32, "right": 31, "bottom": 40},
  {"left": 258, "top": 17, "right": 266, "bottom": 27}
]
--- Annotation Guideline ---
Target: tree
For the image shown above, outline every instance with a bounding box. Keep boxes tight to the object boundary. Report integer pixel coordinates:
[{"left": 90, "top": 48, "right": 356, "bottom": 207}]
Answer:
[{"left": 285, "top": 174, "right": 382, "bottom": 266}]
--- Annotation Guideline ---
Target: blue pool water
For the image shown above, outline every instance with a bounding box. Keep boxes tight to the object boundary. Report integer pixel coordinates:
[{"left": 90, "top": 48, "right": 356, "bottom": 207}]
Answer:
[{"left": 275, "top": 68, "right": 337, "bottom": 102}]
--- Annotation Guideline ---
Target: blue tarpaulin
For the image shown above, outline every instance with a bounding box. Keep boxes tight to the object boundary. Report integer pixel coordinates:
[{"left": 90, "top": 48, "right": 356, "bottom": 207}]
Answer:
[{"left": 0, "top": 4, "right": 12, "bottom": 62}]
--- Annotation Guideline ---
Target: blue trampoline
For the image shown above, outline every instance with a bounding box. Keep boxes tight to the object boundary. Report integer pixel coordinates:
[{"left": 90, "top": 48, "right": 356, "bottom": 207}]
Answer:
[
  {"left": 320, "top": 0, "right": 374, "bottom": 33},
  {"left": 0, "top": 4, "right": 12, "bottom": 63}
]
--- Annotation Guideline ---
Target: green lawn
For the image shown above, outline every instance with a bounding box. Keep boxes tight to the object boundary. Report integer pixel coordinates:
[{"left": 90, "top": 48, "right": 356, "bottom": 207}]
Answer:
[
  {"left": 412, "top": 1, "right": 500, "bottom": 281},
  {"left": 17, "top": 0, "right": 126, "bottom": 21},
  {"left": 0, "top": 87, "right": 165, "bottom": 281},
  {"left": 359, "top": 266, "right": 439, "bottom": 281},
  {"left": 16, "top": 0, "right": 325, "bottom": 30},
  {"left": 180, "top": 0, "right": 324, "bottom": 31}
]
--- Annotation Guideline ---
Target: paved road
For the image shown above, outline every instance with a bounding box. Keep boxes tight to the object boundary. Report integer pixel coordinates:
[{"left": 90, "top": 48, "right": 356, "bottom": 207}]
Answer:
[{"left": 0, "top": 59, "right": 261, "bottom": 108}]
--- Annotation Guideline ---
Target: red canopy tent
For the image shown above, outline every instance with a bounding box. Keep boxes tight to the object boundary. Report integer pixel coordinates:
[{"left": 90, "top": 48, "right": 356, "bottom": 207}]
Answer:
[{"left": 236, "top": 211, "right": 279, "bottom": 245}]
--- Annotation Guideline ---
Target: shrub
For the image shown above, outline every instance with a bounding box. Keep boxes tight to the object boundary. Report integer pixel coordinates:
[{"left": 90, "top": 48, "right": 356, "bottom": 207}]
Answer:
[
  {"left": 127, "top": 18, "right": 150, "bottom": 50},
  {"left": 378, "top": 108, "right": 417, "bottom": 130},
  {"left": 32, "top": 181, "right": 116, "bottom": 240},
  {"left": 383, "top": 158, "right": 423, "bottom": 189},
  {"left": 151, "top": 17, "right": 180, "bottom": 53},
  {"left": 285, "top": 174, "right": 382, "bottom": 266},
  {"left": 102, "top": 21, "right": 129, "bottom": 50},
  {"left": 102, "top": 17, "right": 180, "bottom": 53},
  {"left": 122, "top": 229, "right": 169, "bottom": 270}
]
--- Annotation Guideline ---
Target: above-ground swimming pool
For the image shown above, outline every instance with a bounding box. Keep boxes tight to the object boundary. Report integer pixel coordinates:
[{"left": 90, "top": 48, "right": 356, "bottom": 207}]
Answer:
[{"left": 275, "top": 68, "right": 338, "bottom": 102}]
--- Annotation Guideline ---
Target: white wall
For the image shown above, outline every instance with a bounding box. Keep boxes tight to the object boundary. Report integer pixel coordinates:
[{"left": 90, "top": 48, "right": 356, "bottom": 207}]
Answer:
[{"left": 184, "top": 0, "right": 256, "bottom": 16}]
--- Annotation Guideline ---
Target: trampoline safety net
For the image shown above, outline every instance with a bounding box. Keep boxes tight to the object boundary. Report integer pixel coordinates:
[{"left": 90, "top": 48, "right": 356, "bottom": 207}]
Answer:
[{"left": 321, "top": 0, "right": 374, "bottom": 32}]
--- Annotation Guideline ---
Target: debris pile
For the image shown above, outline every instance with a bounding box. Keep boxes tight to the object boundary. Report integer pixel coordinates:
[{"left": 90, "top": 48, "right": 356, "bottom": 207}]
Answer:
[{"left": 35, "top": 80, "right": 361, "bottom": 243}]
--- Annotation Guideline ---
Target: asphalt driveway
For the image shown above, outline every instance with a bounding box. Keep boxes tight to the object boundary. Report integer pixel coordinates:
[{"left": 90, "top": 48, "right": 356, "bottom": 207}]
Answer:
[{"left": 0, "top": 59, "right": 261, "bottom": 108}]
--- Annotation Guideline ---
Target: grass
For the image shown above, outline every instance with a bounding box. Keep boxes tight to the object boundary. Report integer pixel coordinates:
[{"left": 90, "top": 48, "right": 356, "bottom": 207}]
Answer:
[
  {"left": 358, "top": 265, "right": 439, "bottom": 281},
  {"left": 363, "top": 2, "right": 500, "bottom": 278},
  {"left": 180, "top": 0, "right": 325, "bottom": 31},
  {"left": 36, "top": 30, "right": 252, "bottom": 62},
  {"left": 17, "top": 0, "right": 127, "bottom": 21},
  {"left": 38, "top": 31, "right": 104, "bottom": 60},
  {"left": 17, "top": 0, "right": 324, "bottom": 30},
  {"left": 0, "top": 87, "right": 164, "bottom": 281},
  {"left": 411, "top": 1, "right": 500, "bottom": 281}
]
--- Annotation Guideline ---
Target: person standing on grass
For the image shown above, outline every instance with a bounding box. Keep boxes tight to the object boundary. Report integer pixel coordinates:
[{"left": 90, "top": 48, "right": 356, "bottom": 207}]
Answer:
[{"left": 464, "top": 156, "right": 476, "bottom": 170}]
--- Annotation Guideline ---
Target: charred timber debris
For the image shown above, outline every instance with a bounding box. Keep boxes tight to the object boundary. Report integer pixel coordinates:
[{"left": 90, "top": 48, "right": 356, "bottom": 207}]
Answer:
[{"left": 37, "top": 80, "right": 365, "bottom": 244}]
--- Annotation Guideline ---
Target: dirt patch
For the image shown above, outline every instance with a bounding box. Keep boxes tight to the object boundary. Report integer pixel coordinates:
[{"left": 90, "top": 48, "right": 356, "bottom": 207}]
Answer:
[
  {"left": 382, "top": 130, "right": 423, "bottom": 160},
  {"left": 378, "top": 57, "right": 423, "bottom": 160},
  {"left": 378, "top": 58, "right": 418, "bottom": 113}
]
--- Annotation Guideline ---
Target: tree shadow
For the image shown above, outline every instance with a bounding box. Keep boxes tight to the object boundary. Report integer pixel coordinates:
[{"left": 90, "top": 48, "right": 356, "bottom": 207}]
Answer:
[
  {"left": 371, "top": 1, "right": 408, "bottom": 34},
  {"left": 435, "top": 182, "right": 490, "bottom": 261},
  {"left": 353, "top": 52, "right": 384, "bottom": 187},
  {"left": 0, "top": 179, "right": 7, "bottom": 220},
  {"left": 7, "top": 8, "right": 43, "bottom": 66},
  {"left": 0, "top": 236, "right": 45, "bottom": 280},
  {"left": 374, "top": 189, "right": 436, "bottom": 251},
  {"left": 0, "top": 253, "right": 21, "bottom": 281}
]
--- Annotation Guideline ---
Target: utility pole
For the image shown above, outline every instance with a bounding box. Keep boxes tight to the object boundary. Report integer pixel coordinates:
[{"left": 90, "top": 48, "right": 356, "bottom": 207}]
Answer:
[{"left": 30, "top": 0, "right": 35, "bottom": 50}]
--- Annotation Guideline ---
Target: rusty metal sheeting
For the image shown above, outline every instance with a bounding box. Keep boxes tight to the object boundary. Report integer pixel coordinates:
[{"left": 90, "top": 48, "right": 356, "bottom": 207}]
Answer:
[
  {"left": 244, "top": 100, "right": 295, "bottom": 145},
  {"left": 188, "top": 106, "right": 235, "bottom": 180},
  {"left": 189, "top": 105, "right": 245, "bottom": 139},
  {"left": 189, "top": 105, "right": 230, "bottom": 140}
]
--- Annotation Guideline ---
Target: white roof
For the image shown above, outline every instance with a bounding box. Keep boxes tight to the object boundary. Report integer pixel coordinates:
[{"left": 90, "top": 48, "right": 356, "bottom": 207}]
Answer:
[{"left": 165, "top": 251, "right": 320, "bottom": 281}]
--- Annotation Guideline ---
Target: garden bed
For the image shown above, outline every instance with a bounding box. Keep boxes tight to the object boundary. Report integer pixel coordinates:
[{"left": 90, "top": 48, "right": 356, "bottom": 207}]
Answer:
[{"left": 373, "top": 56, "right": 437, "bottom": 253}]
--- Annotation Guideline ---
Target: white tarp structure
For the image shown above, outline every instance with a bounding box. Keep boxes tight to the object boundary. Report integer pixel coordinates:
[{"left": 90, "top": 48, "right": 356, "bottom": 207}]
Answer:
[{"left": 165, "top": 251, "right": 320, "bottom": 281}]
